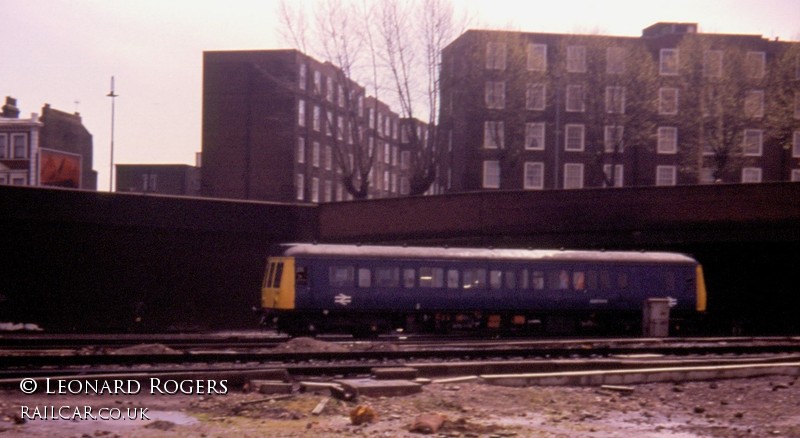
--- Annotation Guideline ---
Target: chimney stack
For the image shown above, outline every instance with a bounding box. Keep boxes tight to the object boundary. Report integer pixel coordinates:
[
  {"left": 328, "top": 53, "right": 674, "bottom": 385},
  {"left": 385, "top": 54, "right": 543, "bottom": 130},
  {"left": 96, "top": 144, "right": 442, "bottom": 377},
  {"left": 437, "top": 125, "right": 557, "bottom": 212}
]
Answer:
[{"left": 2, "top": 96, "right": 20, "bottom": 118}]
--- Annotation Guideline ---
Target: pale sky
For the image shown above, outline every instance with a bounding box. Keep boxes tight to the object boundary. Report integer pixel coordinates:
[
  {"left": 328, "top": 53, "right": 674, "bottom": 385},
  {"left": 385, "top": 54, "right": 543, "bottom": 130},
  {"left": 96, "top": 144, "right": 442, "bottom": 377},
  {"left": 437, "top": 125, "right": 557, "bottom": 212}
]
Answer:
[{"left": 3, "top": 0, "right": 799, "bottom": 191}]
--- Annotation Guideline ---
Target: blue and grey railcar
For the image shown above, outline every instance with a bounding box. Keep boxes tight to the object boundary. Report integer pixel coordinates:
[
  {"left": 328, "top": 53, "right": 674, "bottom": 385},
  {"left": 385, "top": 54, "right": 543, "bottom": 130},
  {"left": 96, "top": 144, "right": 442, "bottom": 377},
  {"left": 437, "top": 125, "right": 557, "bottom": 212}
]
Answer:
[{"left": 261, "top": 243, "right": 707, "bottom": 336}]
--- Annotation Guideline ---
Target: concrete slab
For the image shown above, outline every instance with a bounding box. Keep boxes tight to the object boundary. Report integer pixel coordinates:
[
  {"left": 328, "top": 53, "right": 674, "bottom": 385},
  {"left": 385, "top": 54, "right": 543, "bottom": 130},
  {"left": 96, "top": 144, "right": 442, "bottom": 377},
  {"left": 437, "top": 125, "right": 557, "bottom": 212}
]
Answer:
[
  {"left": 372, "top": 367, "right": 419, "bottom": 380},
  {"left": 250, "top": 380, "right": 293, "bottom": 394},
  {"left": 335, "top": 378, "right": 422, "bottom": 397}
]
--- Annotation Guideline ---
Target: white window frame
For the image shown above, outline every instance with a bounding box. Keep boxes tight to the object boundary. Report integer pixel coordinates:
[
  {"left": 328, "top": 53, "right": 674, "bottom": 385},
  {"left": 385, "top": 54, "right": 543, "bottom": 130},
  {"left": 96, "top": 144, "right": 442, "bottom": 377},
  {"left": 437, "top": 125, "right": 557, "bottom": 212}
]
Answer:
[
  {"left": 298, "top": 64, "right": 307, "bottom": 90},
  {"left": 606, "top": 47, "right": 626, "bottom": 74},
  {"left": 483, "top": 121, "right": 504, "bottom": 149},
  {"left": 525, "top": 122, "right": 545, "bottom": 150},
  {"left": 313, "top": 70, "right": 321, "bottom": 94},
  {"left": 485, "top": 81, "right": 506, "bottom": 109},
  {"left": 603, "top": 164, "right": 624, "bottom": 187},
  {"left": 312, "top": 141, "right": 320, "bottom": 167},
  {"left": 659, "top": 88, "right": 679, "bottom": 115},
  {"left": 482, "top": 160, "right": 500, "bottom": 189},
  {"left": 297, "top": 137, "right": 305, "bottom": 164},
  {"left": 744, "top": 90, "right": 764, "bottom": 118},
  {"left": 564, "top": 124, "right": 584, "bottom": 152},
  {"left": 656, "top": 165, "right": 677, "bottom": 186},
  {"left": 0, "top": 134, "right": 7, "bottom": 159},
  {"left": 743, "top": 129, "right": 763, "bottom": 156},
  {"left": 741, "top": 167, "right": 762, "bottom": 183},
  {"left": 527, "top": 43, "right": 547, "bottom": 71},
  {"left": 604, "top": 125, "right": 624, "bottom": 153},
  {"left": 659, "top": 48, "right": 679, "bottom": 75},
  {"left": 311, "top": 177, "right": 320, "bottom": 203},
  {"left": 523, "top": 162, "right": 544, "bottom": 189},
  {"left": 312, "top": 105, "right": 320, "bottom": 131},
  {"left": 566, "top": 85, "right": 584, "bottom": 112},
  {"left": 746, "top": 51, "right": 766, "bottom": 79},
  {"left": 296, "top": 174, "right": 305, "bottom": 200},
  {"left": 326, "top": 77, "right": 334, "bottom": 102},
  {"left": 605, "top": 86, "right": 625, "bottom": 114},
  {"left": 486, "top": 42, "right": 506, "bottom": 70},
  {"left": 526, "top": 83, "right": 546, "bottom": 110},
  {"left": 567, "top": 46, "right": 586, "bottom": 73},
  {"left": 324, "top": 145, "right": 332, "bottom": 170},
  {"left": 703, "top": 50, "right": 723, "bottom": 78},
  {"left": 11, "top": 133, "right": 27, "bottom": 159},
  {"left": 324, "top": 179, "right": 333, "bottom": 202},
  {"left": 563, "top": 163, "right": 584, "bottom": 189},
  {"left": 657, "top": 127, "right": 678, "bottom": 154}
]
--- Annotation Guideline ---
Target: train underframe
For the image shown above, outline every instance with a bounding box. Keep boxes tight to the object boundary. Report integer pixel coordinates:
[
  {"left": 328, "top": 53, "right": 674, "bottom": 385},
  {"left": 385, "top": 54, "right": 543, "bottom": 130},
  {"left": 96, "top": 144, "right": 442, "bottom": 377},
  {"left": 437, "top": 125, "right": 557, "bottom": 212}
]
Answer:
[{"left": 263, "top": 308, "right": 696, "bottom": 338}]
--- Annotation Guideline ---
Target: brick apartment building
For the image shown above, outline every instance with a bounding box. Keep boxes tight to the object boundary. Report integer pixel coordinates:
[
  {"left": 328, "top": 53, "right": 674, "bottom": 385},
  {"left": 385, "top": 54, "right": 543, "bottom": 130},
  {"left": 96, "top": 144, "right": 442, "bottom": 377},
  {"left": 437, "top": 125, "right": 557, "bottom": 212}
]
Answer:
[
  {"left": 201, "top": 50, "right": 428, "bottom": 203},
  {"left": 0, "top": 97, "right": 96, "bottom": 189},
  {"left": 439, "top": 23, "right": 800, "bottom": 191}
]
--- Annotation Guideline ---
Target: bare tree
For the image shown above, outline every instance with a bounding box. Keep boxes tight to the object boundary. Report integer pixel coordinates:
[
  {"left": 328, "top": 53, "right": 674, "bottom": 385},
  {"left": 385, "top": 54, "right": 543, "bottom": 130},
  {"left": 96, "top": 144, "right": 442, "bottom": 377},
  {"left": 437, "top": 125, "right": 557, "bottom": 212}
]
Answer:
[{"left": 765, "top": 41, "right": 800, "bottom": 179}]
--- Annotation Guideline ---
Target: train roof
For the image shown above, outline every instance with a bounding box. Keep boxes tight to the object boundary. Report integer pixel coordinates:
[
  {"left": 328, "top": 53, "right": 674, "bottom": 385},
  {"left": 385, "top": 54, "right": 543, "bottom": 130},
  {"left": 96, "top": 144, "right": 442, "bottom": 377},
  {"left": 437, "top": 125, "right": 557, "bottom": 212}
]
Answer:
[{"left": 277, "top": 243, "right": 698, "bottom": 264}]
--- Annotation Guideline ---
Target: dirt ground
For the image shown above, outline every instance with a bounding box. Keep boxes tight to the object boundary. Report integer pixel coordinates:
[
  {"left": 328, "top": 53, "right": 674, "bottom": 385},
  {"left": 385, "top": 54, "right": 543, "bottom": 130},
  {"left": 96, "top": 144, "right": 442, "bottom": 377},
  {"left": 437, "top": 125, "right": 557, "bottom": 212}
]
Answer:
[{"left": 1, "top": 374, "right": 799, "bottom": 437}]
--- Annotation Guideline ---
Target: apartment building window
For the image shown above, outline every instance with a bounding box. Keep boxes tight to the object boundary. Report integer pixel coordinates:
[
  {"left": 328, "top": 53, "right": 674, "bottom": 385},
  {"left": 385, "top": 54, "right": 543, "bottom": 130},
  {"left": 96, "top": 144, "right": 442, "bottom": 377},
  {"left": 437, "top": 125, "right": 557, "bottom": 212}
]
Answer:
[
  {"left": 566, "top": 85, "right": 585, "bottom": 112},
  {"left": 564, "top": 124, "right": 584, "bottom": 151},
  {"left": 325, "top": 145, "right": 332, "bottom": 170},
  {"left": 699, "top": 167, "right": 715, "bottom": 183},
  {"left": 526, "top": 83, "right": 546, "bottom": 110},
  {"left": 605, "top": 86, "right": 625, "bottom": 114},
  {"left": 656, "top": 165, "right": 676, "bottom": 186},
  {"left": 324, "top": 180, "right": 333, "bottom": 202},
  {"left": 314, "top": 71, "right": 322, "bottom": 94},
  {"left": 298, "top": 100, "right": 306, "bottom": 127},
  {"left": 525, "top": 123, "right": 545, "bottom": 150},
  {"left": 482, "top": 160, "right": 500, "bottom": 188},
  {"left": 486, "top": 42, "right": 506, "bottom": 70},
  {"left": 793, "top": 92, "right": 800, "bottom": 119},
  {"left": 657, "top": 127, "right": 677, "bottom": 154},
  {"left": 368, "top": 108, "right": 375, "bottom": 129},
  {"left": 523, "top": 162, "right": 544, "bottom": 189},
  {"left": 312, "top": 141, "right": 320, "bottom": 167},
  {"left": 401, "top": 151, "right": 410, "bottom": 169},
  {"left": 743, "top": 129, "right": 763, "bottom": 156},
  {"left": 296, "top": 174, "right": 304, "bottom": 200},
  {"left": 326, "top": 77, "right": 334, "bottom": 102},
  {"left": 659, "top": 49, "right": 679, "bottom": 75},
  {"left": 485, "top": 81, "right": 506, "bottom": 109},
  {"left": 297, "top": 137, "right": 305, "bottom": 163},
  {"left": 746, "top": 51, "right": 766, "bottom": 79},
  {"left": 484, "top": 121, "right": 505, "bottom": 149},
  {"left": 0, "top": 134, "right": 6, "bottom": 159},
  {"left": 338, "top": 85, "right": 344, "bottom": 107},
  {"left": 603, "top": 164, "right": 624, "bottom": 187},
  {"left": 744, "top": 90, "right": 764, "bottom": 118},
  {"left": 337, "top": 116, "right": 344, "bottom": 140},
  {"left": 741, "top": 167, "right": 762, "bottom": 183},
  {"left": 604, "top": 125, "right": 624, "bottom": 153},
  {"left": 325, "top": 112, "right": 333, "bottom": 136},
  {"left": 527, "top": 43, "right": 547, "bottom": 71},
  {"left": 311, "top": 177, "right": 320, "bottom": 203},
  {"left": 659, "top": 88, "right": 679, "bottom": 115},
  {"left": 563, "top": 163, "right": 584, "bottom": 189},
  {"left": 703, "top": 50, "right": 723, "bottom": 78},
  {"left": 384, "top": 143, "right": 391, "bottom": 164},
  {"left": 794, "top": 131, "right": 800, "bottom": 157},
  {"left": 383, "top": 171, "right": 390, "bottom": 193},
  {"left": 792, "top": 169, "right": 800, "bottom": 182},
  {"left": 606, "top": 47, "right": 626, "bottom": 74},
  {"left": 11, "top": 134, "right": 26, "bottom": 159},
  {"left": 313, "top": 105, "right": 321, "bottom": 131},
  {"left": 298, "top": 64, "right": 307, "bottom": 90},
  {"left": 567, "top": 46, "right": 586, "bottom": 73}
]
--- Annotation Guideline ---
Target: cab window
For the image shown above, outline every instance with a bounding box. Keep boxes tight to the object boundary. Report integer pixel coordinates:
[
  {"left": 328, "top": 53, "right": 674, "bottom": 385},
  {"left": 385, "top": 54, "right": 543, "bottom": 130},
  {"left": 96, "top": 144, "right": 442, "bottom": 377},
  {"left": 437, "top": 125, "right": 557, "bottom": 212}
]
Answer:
[{"left": 329, "top": 266, "right": 355, "bottom": 287}]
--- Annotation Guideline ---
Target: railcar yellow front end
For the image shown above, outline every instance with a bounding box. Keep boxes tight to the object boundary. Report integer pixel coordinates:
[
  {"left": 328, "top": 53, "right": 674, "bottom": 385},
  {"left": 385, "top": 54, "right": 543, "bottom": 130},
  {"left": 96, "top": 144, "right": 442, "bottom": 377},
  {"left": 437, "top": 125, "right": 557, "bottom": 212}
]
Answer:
[{"left": 261, "top": 256, "right": 296, "bottom": 311}]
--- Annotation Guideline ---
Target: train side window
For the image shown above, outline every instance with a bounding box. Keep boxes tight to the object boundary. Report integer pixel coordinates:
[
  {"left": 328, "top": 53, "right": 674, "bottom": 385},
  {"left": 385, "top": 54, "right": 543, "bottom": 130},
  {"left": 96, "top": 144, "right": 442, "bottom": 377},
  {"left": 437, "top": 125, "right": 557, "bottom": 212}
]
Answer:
[
  {"left": 532, "top": 271, "right": 545, "bottom": 290},
  {"left": 403, "top": 269, "right": 416, "bottom": 288},
  {"left": 358, "top": 268, "right": 372, "bottom": 288},
  {"left": 272, "top": 262, "right": 284, "bottom": 287},
  {"left": 463, "top": 268, "right": 486, "bottom": 289},
  {"left": 599, "top": 271, "right": 612, "bottom": 290},
  {"left": 548, "top": 270, "right": 570, "bottom": 290},
  {"left": 617, "top": 272, "right": 629, "bottom": 289},
  {"left": 296, "top": 266, "right": 308, "bottom": 286},
  {"left": 447, "top": 269, "right": 460, "bottom": 289},
  {"left": 375, "top": 267, "right": 399, "bottom": 287},
  {"left": 586, "top": 270, "right": 598, "bottom": 290},
  {"left": 505, "top": 270, "right": 516, "bottom": 289},
  {"left": 489, "top": 270, "right": 503, "bottom": 290},
  {"left": 519, "top": 269, "right": 529, "bottom": 289},
  {"left": 572, "top": 271, "right": 585, "bottom": 290},
  {"left": 329, "top": 266, "right": 355, "bottom": 287},
  {"left": 420, "top": 267, "right": 444, "bottom": 288}
]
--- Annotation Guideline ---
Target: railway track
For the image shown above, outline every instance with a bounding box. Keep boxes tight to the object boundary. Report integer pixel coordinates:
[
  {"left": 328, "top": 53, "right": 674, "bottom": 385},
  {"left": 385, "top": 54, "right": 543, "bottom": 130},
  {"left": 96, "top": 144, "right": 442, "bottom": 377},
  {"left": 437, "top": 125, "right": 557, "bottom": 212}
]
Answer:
[{"left": 1, "top": 335, "right": 800, "bottom": 382}]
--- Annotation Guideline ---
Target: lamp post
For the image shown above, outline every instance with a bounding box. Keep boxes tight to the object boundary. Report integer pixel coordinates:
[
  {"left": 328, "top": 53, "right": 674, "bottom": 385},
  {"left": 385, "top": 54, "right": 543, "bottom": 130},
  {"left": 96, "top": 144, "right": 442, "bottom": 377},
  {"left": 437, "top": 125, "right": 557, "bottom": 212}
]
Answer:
[{"left": 107, "top": 76, "right": 118, "bottom": 192}]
